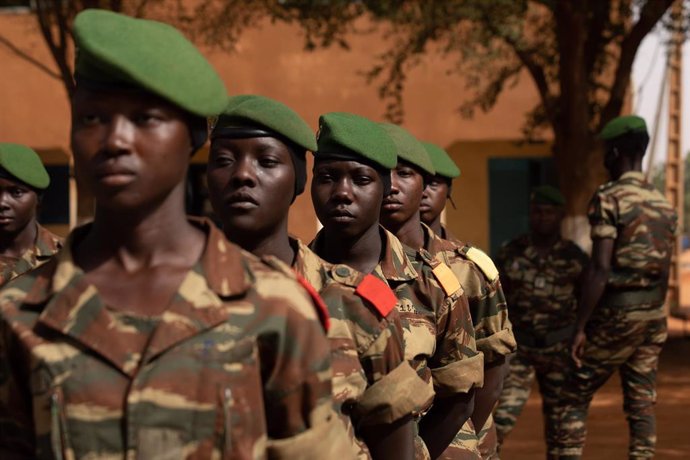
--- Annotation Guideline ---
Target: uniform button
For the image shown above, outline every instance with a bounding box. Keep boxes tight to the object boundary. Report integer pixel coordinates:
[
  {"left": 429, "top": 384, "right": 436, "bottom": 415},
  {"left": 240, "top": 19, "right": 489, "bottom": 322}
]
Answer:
[{"left": 335, "top": 266, "right": 350, "bottom": 277}]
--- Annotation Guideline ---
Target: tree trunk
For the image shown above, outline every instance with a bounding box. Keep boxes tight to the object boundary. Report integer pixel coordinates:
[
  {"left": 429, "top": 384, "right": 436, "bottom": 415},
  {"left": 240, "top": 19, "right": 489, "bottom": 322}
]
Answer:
[{"left": 554, "top": 132, "right": 608, "bottom": 252}]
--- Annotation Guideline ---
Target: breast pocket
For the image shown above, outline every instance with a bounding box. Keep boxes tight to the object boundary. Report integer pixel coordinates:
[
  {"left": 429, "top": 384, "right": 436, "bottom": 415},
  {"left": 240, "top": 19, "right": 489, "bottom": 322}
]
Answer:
[{"left": 155, "top": 334, "right": 269, "bottom": 460}]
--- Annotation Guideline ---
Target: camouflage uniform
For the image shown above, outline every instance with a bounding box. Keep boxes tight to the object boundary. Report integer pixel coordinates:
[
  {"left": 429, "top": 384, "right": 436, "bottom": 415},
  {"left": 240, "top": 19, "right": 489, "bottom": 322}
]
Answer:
[
  {"left": 492, "top": 234, "right": 588, "bottom": 455},
  {"left": 0, "top": 219, "right": 351, "bottom": 459},
  {"left": 292, "top": 237, "right": 433, "bottom": 458},
  {"left": 424, "top": 224, "right": 517, "bottom": 460},
  {"left": 0, "top": 224, "right": 62, "bottom": 287},
  {"left": 313, "top": 227, "right": 484, "bottom": 460},
  {"left": 555, "top": 171, "right": 677, "bottom": 459}
]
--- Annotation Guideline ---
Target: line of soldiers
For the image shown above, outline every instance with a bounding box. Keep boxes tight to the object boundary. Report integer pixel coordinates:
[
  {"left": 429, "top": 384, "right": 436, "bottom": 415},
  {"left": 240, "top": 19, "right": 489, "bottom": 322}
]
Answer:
[{"left": 0, "top": 9, "right": 677, "bottom": 460}]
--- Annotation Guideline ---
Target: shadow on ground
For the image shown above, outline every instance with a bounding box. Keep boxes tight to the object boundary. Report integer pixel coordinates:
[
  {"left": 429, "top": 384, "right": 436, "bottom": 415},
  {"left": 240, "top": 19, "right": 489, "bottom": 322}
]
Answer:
[{"left": 499, "top": 333, "right": 690, "bottom": 459}]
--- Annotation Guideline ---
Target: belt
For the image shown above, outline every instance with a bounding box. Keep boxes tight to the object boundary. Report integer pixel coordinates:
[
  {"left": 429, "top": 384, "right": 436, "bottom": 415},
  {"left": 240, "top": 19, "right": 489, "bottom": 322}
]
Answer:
[
  {"left": 513, "top": 324, "right": 574, "bottom": 348},
  {"left": 601, "top": 285, "right": 665, "bottom": 307}
]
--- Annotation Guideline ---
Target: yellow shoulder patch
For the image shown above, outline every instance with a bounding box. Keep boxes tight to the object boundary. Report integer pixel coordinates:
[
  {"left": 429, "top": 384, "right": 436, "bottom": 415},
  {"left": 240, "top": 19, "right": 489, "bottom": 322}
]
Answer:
[
  {"left": 432, "top": 263, "right": 462, "bottom": 296},
  {"left": 465, "top": 247, "right": 499, "bottom": 282}
]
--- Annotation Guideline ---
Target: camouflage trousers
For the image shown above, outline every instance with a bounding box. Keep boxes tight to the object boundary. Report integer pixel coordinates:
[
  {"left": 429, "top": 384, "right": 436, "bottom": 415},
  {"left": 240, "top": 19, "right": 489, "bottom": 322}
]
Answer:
[
  {"left": 553, "top": 315, "right": 667, "bottom": 459},
  {"left": 494, "top": 341, "right": 570, "bottom": 457},
  {"left": 438, "top": 415, "right": 498, "bottom": 460}
]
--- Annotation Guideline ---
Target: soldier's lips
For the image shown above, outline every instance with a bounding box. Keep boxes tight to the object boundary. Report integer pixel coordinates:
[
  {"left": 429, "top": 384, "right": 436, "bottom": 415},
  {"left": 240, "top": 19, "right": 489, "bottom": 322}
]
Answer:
[
  {"left": 0, "top": 215, "right": 13, "bottom": 224},
  {"left": 225, "top": 194, "right": 259, "bottom": 210},
  {"left": 327, "top": 209, "right": 355, "bottom": 222},
  {"left": 382, "top": 202, "right": 403, "bottom": 211},
  {"left": 95, "top": 166, "right": 137, "bottom": 187}
]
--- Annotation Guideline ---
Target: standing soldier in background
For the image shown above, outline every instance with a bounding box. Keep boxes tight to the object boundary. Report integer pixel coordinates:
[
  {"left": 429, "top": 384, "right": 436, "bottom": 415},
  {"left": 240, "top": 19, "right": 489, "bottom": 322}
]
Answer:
[
  {"left": 311, "top": 113, "right": 483, "bottom": 459},
  {"left": 207, "top": 97, "right": 431, "bottom": 459},
  {"left": 493, "top": 186, "right": 588, "bottom": 458},
  {"left": 555, "top": 116, "right": 677, "bottom": 459},
  {"left": 0, "top": 10, "right": 348, "bottom": 458},
  {"left": 0, "top": 143, "right": 61, "bottom": 286},
  {"left": 419, "top": 140, "right": 516, "bottom": 460}
]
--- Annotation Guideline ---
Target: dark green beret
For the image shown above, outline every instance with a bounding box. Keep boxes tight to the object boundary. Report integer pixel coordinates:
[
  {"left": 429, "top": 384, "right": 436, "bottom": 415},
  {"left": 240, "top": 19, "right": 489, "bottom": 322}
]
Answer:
[
  {"left": 315, "top": 112, "right": 397, "bottom": 170},
  {"left": 213, "top": 95, "right": 316, "bottom": 153},
  {"left": 599, "top": 115, "right": 648, "bottom": 141},
  {"left": 0, "top": 143, "right": 50, "bottom": 190},
  {"left": 531, "top": 185, "right": 565, "bottom": 206},
  {"left": 421, "top": 141, "right": 460, "bottom": 179},
  {"left": 73, "top": 9, "right": 227, "bottom": 117},
  {"left": 379, "top": 123, "right": 435, "bottom": 175}
]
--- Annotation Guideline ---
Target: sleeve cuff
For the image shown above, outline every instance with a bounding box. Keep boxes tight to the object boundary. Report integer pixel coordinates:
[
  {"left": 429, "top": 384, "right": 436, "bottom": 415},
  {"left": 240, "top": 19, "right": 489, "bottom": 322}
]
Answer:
[
  {"left": 477, "top": 328, "right": 517, "bottom": 363},
  {"left": 355, "top": 361, "right": 434, "bottom": 426},
  {"left": 266, "top": 406, "right": 353, "bottom": 459},
  {"left": 590, "top": 224, "right": 617, "bottom": 239},
  {"left": 431, "top": 352, "right": 484, "bottom": 398}
]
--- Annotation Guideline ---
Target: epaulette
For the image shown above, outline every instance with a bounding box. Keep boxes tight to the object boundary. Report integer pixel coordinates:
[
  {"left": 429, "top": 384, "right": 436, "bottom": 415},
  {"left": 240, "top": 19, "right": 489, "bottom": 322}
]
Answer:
[
  {"left": 420, "top": 249, "right": 462, "bottom": 297},
  {"left": 458, "top": 244, "right": 499, "bottom": 282},
  {"left": 355, "top": 274, "right": 397, "bottom": 318},
  {"left": 261, "top": 255, "right": 330, "bottom": 332},
  {"left": 330, "top": 264, "right": 397, "bottom": 318}
]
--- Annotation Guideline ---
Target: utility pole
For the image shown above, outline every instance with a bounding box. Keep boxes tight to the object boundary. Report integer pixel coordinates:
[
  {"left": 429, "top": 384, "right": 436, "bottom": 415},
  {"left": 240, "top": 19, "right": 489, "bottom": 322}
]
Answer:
[{"left": 664, "top": 0, "right": 684, "bottom": 315}]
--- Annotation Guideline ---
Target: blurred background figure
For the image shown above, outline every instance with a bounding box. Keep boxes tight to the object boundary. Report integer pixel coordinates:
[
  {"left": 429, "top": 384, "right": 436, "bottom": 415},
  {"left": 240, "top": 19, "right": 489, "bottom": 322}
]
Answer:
[{"left": 493, "top": 186, "right": 588, "bottom": 459}]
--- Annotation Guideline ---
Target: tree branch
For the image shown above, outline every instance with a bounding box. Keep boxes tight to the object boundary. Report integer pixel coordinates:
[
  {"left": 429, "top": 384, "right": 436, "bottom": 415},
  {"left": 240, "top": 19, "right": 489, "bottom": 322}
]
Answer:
[
  {"left": 599, "top": 0, "right": 675, "bottom": 129},
  {"left": 0, "top": 34, "right": 61, "bottom": 80}
]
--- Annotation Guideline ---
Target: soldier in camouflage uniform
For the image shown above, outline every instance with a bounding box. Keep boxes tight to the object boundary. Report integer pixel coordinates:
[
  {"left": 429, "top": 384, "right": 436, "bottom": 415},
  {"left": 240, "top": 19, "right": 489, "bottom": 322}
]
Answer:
[
  {"left": 311, "top": 113, "right": 484, "bottom": 460},
  {"left": 0, "top": 10, "right": 350, "bottom": 458},
  {"left": 492, "top": 186, "right": 588, "bottom": 458},
  {"left": 382, "top": 133, "right": 515, "bottom": 460},
  {"left": 206, "top": 96, "right": 432, "bottom": 459},
  {"left": 0, "top": 143, "right": 62, "bottom": 287},
  {"left": 554, "top": 116, "right": 677, "bottom": 459}
]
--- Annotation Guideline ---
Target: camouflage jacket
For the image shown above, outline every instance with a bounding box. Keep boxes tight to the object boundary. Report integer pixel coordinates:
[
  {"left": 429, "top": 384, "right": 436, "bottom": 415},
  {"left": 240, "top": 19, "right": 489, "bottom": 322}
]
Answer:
[
  {"left": 425, "top": 224, "right": 516, "bottom": 364},
  {"left": 589, "top": 171, "right": 678, "bottom": 316},
  {"left": 293, "top": 238, "right": 433, "bottom": 458},
  {"left": 496, "top": 234, "right": 588, "bottom": 337},
  {"left": 0, "top": 224, "right": 62, "bottom": 287},
  {"left": 0, "top": 220, "right": 350, "bottom": 459}
]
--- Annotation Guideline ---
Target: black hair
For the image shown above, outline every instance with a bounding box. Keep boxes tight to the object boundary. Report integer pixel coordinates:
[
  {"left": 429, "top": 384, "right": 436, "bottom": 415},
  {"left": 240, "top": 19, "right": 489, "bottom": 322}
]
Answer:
[{"left": 607, "top": 131, "right": 650, "bottom": 158}]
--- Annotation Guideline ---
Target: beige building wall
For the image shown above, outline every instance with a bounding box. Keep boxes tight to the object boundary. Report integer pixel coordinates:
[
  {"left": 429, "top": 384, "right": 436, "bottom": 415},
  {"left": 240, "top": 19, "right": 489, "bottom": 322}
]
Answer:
[{"left": 1, "top": 11, "right": 547, "bottom": 242}]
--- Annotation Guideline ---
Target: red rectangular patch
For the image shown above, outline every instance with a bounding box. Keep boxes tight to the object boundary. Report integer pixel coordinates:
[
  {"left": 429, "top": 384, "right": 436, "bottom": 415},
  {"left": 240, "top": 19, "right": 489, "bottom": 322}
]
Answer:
[{"left": 355, "top": 274, "right": 398, "bottom": 317}]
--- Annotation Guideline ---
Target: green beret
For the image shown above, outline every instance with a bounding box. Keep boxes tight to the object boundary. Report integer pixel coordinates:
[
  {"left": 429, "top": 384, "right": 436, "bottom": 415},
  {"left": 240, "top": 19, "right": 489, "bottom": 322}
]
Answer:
[
  {"left": 379, "top": 123, "right": 435, "bottom": 175},
  {"left": 599, "top": 115, "right": 648, "bottom": 141},
  {"left": 73, "top": 9, "right": 227, "bottom": 117},
  {"left": 315, "top": 112, "right": 397, "bottom": 170},
  {"left": 0, "top": 143, "right": 50, "bottom": 190},
  {"left": 421, "top": 141, "right": 460, "bottom": 179},
  {"left": 213, "top": 95, "right": 317, "bottom": 153},
  {"left": 531, "top": 185, "right": 565, "bottom": 206}
]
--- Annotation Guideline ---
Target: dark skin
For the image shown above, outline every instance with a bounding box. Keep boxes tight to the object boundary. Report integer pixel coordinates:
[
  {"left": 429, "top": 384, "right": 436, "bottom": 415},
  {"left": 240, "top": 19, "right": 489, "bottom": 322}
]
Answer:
[
  {"left": 70, "top": 87, "right": 204, "bottom": 316},
  {"left": 419, "top": 175, "right": 449, "bottom": 235},
  {"left": 380, "top": 162, "right": 426, "bottom": 249},
  {"left": 311, "top": 160, "right": 386, "bottom": 275},
  {"left": 529, "top": 202, "right": 564, "bottom": 257},
  {"left": 571, "top": 144, "right": 642, "bottom": 367},
  {"left": 380, "top": 162, "right": 475, "bottom": 457},
  {"left": 206, "top": 136, "right": 296, "bottom": 265},
  {"left": 311, "top": 159, "right": 414, "bottom": 460},
  {"left": 0, "top": 177, "right": 39, "bottom": 258}
]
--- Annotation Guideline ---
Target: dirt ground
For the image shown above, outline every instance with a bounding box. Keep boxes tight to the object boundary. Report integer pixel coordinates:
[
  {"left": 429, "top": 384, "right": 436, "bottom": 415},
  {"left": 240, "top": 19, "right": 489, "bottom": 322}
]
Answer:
[{"left": 499, "top": 318, "right": 690, "bottom": 459}]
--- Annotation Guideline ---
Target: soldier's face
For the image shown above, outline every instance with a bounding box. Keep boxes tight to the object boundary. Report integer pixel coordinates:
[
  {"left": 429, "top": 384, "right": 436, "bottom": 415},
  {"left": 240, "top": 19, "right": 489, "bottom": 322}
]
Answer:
[
  {"left": 529, "top": 203, "right": 562, "bottom": 238},
  {"left": 206, "top": 137, "right": 295, "bottom": 238},
  {"left": 420, "top": 176, "right": 449, "bottom": 224},
  {"left": 381, "top": 162, "right": 424, "bottom": 228},
  {"left": 311, "top": 160, "right": 385, "bottom": 238},
  {"left": 70, "top": 87, "right": 192, "bottom": 211},
  {"left": 0, "top": 177, "right": 38, "bottom": 236}
]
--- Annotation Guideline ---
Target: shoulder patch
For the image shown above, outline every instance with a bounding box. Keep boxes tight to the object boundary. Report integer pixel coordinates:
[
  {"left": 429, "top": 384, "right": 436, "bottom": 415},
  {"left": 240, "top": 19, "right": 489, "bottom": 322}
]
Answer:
[
  {"left": 355, "top": 274, "right": 397, "bottom": 317},
  {"left": 464, "top": 246, "right": 499, "bottom": 282},
  {"left": 432, "top": 262, "right": 462, "bottom": 296},
  {"left": 295, "top": 274, "right": 330, "bottom": 332}
]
